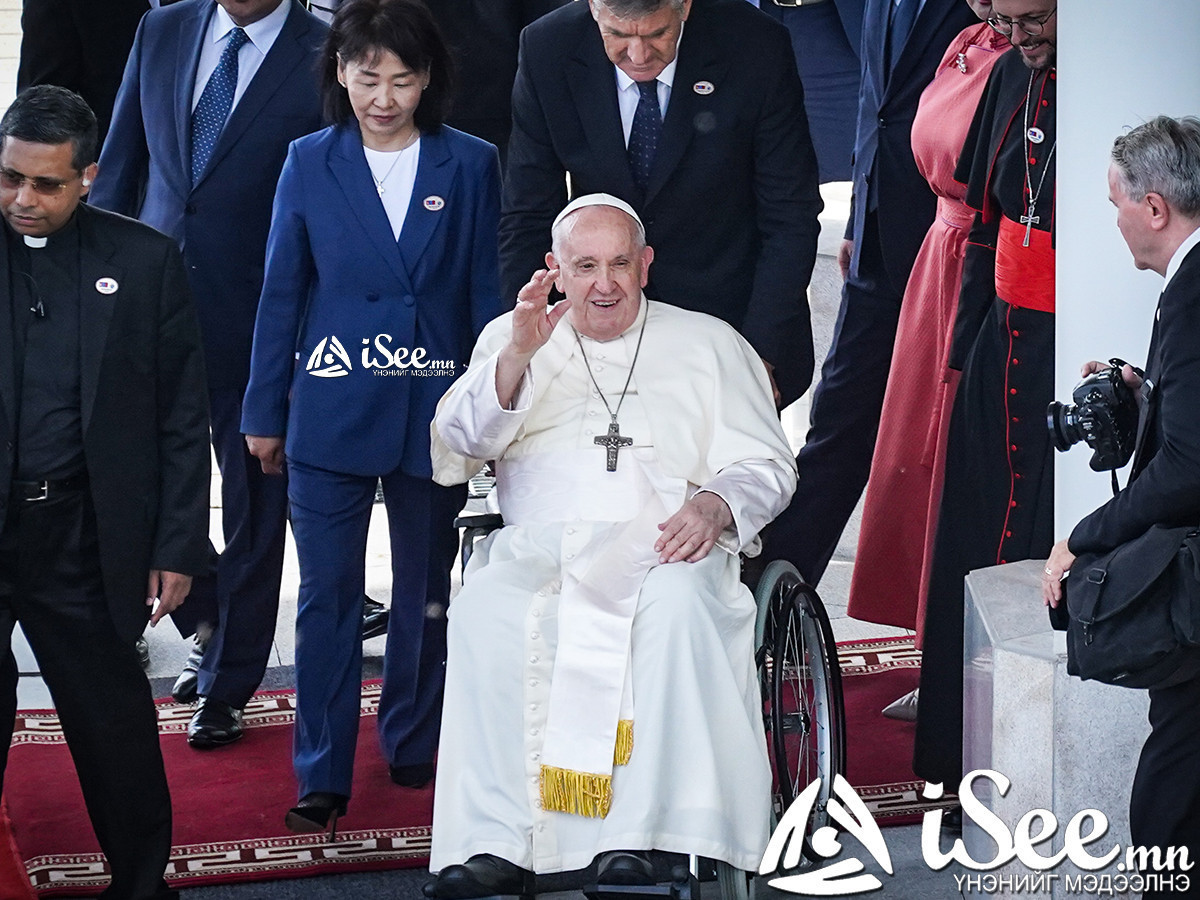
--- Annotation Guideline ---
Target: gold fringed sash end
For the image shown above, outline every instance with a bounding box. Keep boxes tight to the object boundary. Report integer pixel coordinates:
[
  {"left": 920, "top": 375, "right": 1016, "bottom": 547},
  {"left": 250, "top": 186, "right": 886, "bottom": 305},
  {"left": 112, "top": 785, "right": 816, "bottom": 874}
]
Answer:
[
  {"left": 540, "top": 765, "right": 613, "bottom": 818},
  {"left": 613, "top": 719, "right": 634, "bottom": 766}
]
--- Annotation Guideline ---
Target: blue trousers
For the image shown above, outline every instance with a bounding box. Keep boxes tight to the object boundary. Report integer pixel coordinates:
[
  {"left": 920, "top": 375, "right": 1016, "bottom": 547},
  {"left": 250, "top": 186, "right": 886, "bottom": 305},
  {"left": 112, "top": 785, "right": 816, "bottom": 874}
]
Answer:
[
  {"left": 192, "top": 387, "right": 289, "bottom": 709},
  {"left": 763, "top": 211, "right": 903, "bottom": 584},
  {"left": 287, "top": 457, "right": 464, "bottom": 799}
]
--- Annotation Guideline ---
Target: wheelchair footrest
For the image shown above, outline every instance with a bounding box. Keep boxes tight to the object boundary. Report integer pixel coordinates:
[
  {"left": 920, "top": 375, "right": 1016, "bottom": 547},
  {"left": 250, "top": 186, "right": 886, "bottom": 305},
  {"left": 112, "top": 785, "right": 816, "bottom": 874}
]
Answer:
[{"left": 582, "top": 870, "right": 700, "bottom": 900}]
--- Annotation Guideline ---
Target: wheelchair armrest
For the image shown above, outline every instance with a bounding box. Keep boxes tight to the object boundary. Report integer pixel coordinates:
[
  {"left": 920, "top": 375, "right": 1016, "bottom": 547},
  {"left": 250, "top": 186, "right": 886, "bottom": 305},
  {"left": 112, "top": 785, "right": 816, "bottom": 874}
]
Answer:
[{"left": 454, "top": 512, "right": 504, "bottom": 531}]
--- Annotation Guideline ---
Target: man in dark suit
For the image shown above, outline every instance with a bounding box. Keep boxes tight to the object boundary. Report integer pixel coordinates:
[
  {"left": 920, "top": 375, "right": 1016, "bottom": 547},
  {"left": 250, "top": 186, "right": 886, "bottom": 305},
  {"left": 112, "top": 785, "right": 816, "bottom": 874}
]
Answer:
[
  {"left": 756, "top": 0, "right": 864, "bottom": 183},
  {"left": 763, "top": 0, "right": 977, "bottom": 583},
  {"left": 90, "top": 0, "right": 330, "bottom": 748},
  {"left": 1044, "top": 116, "right": 1200, "bottom": 897},
  {"left": 0, "top": 85, "right": 210, "bottom": 900},
  {"left": 17, "top": 0, "right": 151, "bottom": 145},
  {"left": 424, "top": 0, "right": 570, "bottom": 164},
  {"left": 500, "top": 0, "right": 823, "bottom": 408}
]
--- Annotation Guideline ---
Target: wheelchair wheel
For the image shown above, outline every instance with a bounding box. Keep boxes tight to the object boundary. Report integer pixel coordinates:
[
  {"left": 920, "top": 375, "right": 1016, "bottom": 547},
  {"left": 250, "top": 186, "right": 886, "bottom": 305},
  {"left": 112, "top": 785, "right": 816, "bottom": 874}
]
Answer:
[{"left": 753, "top": 561, "right": 846, "bottom": 843}]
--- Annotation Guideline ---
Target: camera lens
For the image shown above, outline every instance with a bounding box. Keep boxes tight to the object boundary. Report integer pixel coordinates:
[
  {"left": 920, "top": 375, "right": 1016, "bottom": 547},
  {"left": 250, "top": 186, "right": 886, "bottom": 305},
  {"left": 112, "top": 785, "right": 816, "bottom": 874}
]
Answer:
[{"left": 1047, "top": 401, "right": 1086, "bottom": 452}]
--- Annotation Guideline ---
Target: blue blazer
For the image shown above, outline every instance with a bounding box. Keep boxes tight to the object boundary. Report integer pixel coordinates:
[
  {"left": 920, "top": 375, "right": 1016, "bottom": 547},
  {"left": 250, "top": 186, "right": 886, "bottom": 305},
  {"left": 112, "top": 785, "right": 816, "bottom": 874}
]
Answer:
[
  {"left": 90, "top": 0, "right": 326, "bottom": 391},
  {"left": 847, "top": 0, "right": 977, "bottom": 285},
  {"left": 241, "top": 123, "right": 503, "bottom": 479}
]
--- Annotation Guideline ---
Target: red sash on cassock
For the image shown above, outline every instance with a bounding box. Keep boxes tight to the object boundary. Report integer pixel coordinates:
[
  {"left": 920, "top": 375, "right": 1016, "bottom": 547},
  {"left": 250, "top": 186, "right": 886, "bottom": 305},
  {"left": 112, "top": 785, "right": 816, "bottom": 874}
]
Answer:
[{"left": 995, "top": 215, "right": 1055, "bottom": 313}]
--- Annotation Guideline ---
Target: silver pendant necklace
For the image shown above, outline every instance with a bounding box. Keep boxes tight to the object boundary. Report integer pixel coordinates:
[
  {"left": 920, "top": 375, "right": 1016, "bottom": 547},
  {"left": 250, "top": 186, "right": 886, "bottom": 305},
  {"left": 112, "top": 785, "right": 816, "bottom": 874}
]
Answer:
[
  {"left": 572, "top": 303, "right": 650, "bottom": 472},
  {"left": 1021, "top": 69, "right": 1057, "bottom": 248}
]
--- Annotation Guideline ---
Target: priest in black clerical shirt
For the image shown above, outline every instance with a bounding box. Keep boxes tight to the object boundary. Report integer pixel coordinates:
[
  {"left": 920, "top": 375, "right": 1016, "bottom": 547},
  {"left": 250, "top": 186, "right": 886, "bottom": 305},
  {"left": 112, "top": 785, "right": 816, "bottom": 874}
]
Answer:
[{"left": 0, "top": 86, "right": 210, "bottom": 900}]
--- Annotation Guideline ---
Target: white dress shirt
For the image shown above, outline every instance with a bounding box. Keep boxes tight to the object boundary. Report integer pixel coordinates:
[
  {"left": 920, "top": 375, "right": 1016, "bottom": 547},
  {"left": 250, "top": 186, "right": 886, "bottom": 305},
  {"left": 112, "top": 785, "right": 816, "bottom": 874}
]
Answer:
[
  {"left": 192, "top": 0, "right": 291, "bottom": 113},
  {"left": 613, "top": 26, "right": 683, "bottom": 147}
]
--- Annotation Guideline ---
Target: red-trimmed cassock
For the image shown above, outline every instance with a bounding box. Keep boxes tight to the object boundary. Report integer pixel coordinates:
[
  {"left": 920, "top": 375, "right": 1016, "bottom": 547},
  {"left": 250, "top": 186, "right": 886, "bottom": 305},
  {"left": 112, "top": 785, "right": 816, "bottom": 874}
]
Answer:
[{"left": 914, "top": 50, "right": 1056, "bottom": 786}]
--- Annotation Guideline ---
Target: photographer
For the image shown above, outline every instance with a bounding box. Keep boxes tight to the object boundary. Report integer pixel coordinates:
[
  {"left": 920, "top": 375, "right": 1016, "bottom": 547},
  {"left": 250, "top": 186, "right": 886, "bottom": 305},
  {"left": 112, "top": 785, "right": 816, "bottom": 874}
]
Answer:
[{"left": 1043, "top": 116, "right": 1200, "bottom": 896}]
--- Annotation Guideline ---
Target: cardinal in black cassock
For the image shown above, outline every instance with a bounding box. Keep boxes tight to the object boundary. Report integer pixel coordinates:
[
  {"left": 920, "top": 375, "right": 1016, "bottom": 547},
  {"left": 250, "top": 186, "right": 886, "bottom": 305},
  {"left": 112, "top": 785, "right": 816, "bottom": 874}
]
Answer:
[{"left": 915, "top": 42, "right": 1057, "bottom": 787}]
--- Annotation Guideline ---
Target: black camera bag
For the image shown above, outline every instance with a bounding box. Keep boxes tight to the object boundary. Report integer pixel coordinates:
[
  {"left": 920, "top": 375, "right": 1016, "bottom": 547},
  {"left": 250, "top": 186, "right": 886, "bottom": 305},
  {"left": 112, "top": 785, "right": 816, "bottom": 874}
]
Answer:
[{"left": 1064, "top": 523, "right": 1200, "bottom": 689}]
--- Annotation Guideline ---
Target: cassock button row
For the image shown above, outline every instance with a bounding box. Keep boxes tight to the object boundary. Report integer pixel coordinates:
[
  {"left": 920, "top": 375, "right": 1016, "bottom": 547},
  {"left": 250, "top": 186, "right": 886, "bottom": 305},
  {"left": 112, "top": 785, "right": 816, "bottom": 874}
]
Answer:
[
  {"left": 1013, "top": 330, "right": 1021, "bottom": 337},
  {"left": 1011, "top": 358, "right": 1019, "bottom": 365},
  {"left": 1006, "top": 531, "right": 1013, "bottom": 537},
  {"left": 1012, "top": 417, "right": 1020, "bottom": 423},
  {"left": 1010, "top": 388, "right": 1018, "bottom": 395},
  {"left": 531, "top": 632, "right": 540, "bottom": 640},
  {"left": 532, "top": 609, "right": 542, "bottom": 617},
  {"left": 530, "top": 728, "right": 539, "bottom": 736},
  {"left": 567, "top": 528, "right": 576, "bottom": 535},
  {"left": 1011, "top": 444, "right": 1019, "bottom": 452},
  {"left": 530, "top": 655, "right": 539, "bottom": 664},
  {"left": 1010, "top": 501, "right": 1018, "bottom": 508},
  {"left": 1029, "top": 157, "right": 1037, "bottom": 165},
  {"left": 529, "top": 703, "right": 538, "bottom": 711},
  {"left": 530, "top": 679, "right": 538, "bottom": 687},
  {"left": 565, "top": 553, "right": 575, "bottom": 560}
]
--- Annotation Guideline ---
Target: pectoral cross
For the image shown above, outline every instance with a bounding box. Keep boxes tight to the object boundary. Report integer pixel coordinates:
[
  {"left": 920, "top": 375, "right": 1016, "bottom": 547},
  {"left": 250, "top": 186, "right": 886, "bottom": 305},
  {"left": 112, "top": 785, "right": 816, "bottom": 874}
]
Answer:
[
  {"left": 1021, "top": 204, "right": 1040, "bottom": 247},
  {"left": 594, "top": 419, "right": 633, "bottom": 472}
]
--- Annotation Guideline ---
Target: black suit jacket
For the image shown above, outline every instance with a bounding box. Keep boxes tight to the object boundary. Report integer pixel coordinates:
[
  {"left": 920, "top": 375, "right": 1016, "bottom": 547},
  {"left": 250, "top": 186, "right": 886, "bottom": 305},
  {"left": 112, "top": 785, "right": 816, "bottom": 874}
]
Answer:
[
  {"left": 425, "top": 0, "right": 568, "bottom": 161},
  {"left": 846, "top": 0, "right": 977, "bottom": 286},
  {"left": 91, "top": 0, "right": 326, "bottom": 391},
  {"left": 1070, "top": 243, "right": 1200, "bottom": 555},
  {"left": 0, "top": 204, "right": 211, "bottom": 642},
  {"left": 500, "top": 0, "right": 823, "bottom": 406}
]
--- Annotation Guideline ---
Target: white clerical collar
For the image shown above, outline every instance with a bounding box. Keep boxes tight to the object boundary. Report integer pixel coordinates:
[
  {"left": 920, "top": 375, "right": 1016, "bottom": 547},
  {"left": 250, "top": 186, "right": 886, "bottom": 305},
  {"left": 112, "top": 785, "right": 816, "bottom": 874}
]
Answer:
[
  {"left": 1164, "top": 226, "right": 1200, "bottom": 291},
  {"left": 613, "top": 24, "right": 683, "bottom": 94},
  {"left": 212, "top": 0, "right": 290, "bottom": 54},
  {"left": 24, "top": 235, "right": 47, "bottom": 249}
]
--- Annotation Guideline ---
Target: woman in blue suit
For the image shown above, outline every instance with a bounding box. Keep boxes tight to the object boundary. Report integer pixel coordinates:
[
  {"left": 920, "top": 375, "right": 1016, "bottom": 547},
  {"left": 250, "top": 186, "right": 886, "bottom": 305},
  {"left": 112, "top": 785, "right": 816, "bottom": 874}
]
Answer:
[{"left": 241, "top": 0, "right": 503, "bottom": 834}]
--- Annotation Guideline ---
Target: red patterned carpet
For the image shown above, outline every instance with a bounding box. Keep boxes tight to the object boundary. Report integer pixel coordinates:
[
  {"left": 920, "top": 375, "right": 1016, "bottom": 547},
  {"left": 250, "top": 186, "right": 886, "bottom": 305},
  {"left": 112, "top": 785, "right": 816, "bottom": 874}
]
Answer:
[
  {"left": 0, "top": 638, "right": 942, "bottom": 896},
  {"left": 4, "top": 682, "right": 431, "bottom": 897},
  {"left": 838, "top": 636, "right": 955, "bottom": 826}
]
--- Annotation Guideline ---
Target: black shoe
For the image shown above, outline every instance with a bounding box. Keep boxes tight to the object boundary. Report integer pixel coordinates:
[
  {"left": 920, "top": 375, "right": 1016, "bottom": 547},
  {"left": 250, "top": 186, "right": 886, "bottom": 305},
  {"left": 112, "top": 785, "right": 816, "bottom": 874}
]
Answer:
[
  {"left": 425, "top": 853, "right": 536, "bottom": 899},
  {"left": 362, "top": 595, "right": 390, "bottom": 640},
  {"left": 135, "top": 636, "right": 150, "bottom": 670},
  {"left": 186, "top": 698, "right": 244, "bottom": 748},
  {"left": 940, "top": 806, "right": 963, "bottom": 834},
  {"left": 389, "top": 762, "right": 434, "bottom": 788},
  {"left": 285, "top": 791, "right": 349, "bottom": 843},
  {"left": 596, "top": 850, "right": 656, "bottom": 886},
  {"left": 171, "top": 639, "right": 206, "bottom": 704}
]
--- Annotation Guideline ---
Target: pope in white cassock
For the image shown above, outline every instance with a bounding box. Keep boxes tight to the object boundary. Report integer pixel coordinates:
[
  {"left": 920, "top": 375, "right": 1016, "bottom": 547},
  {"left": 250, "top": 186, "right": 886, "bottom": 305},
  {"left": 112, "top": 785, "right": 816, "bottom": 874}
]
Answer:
[{"left": 425, "top": 194, "right": 798, "bottom": 899}]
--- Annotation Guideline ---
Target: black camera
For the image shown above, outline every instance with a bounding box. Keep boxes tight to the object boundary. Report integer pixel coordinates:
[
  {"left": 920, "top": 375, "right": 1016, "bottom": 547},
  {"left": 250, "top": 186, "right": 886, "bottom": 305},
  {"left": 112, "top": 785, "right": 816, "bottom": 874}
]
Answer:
[{"left": 1046, "top": 358, "right": 1141, "bottom": 471}]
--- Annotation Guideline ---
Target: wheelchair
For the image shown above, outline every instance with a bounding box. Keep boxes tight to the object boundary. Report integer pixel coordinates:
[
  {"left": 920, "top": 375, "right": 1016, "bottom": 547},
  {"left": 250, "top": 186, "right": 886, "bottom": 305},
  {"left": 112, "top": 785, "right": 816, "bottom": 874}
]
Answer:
[{"left": 454, "top": 474, "right": 846, "bottom": 900}]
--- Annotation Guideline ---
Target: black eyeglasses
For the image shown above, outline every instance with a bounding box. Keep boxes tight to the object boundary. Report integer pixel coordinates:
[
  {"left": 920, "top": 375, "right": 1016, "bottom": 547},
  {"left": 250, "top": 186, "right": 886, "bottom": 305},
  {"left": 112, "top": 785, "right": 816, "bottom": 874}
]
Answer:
[
  {"left": 0, "top": 168, "right": 79, "bottom": 196},
  {"left": 987, "top": 7, "right": 1056, "bottom": 36}
]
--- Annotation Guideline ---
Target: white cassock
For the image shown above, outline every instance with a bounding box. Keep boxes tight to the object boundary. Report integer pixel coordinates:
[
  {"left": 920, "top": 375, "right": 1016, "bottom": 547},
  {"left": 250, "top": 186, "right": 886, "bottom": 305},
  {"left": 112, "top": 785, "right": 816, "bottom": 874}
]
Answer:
[{"left": 429, "top": 298, "right": 797, "bottom": 874}]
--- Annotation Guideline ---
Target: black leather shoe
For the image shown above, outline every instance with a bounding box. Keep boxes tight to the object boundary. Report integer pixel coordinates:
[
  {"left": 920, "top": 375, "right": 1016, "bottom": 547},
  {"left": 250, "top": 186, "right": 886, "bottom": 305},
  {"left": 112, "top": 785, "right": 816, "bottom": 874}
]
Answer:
[
  {"left": 135, "top": 636, "right": 150, "bottom": 670},
  {"left": 171, "top": 639, "right": 206, "bottom": 704},
  {"left": 425, "top": 853, "right": 535, "bottom": 899},
  {"left": 285, "top": 791, "right": 348, "bottom": 842},
  {"left": 187, "top": 698, "right": 244, "bottom": 748},
  {"left": 940, "top": 807, "right": 963, "bottom": 834},
  {"left": 596, "top": 850, "right": 656, "bottom": 886},
  {"left": 390, "top": 762, "right": 434, "bottom": 788},
  {"left": 362, "top": 595, "right": 390, "bottom": 640}
]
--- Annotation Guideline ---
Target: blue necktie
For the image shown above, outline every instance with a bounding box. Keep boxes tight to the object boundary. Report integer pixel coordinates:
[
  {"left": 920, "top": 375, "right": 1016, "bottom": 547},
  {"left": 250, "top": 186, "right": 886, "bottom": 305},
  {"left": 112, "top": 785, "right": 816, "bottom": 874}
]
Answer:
[
  {"left": 628, "top": 80, "right": 662, "bottom": 192},
  {"left": 191, "top": 27, "right": 250, "bottom": 184},
  {"left": 886, "top": 0, "right": 920, "bottom": 72}
]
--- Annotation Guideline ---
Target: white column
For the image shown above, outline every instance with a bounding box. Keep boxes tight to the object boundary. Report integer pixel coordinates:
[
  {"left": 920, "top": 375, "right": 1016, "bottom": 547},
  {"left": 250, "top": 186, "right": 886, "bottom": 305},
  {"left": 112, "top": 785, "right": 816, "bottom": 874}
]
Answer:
[{"left": 1056, "top": 0, "right": 1200, "bottom": 531}]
